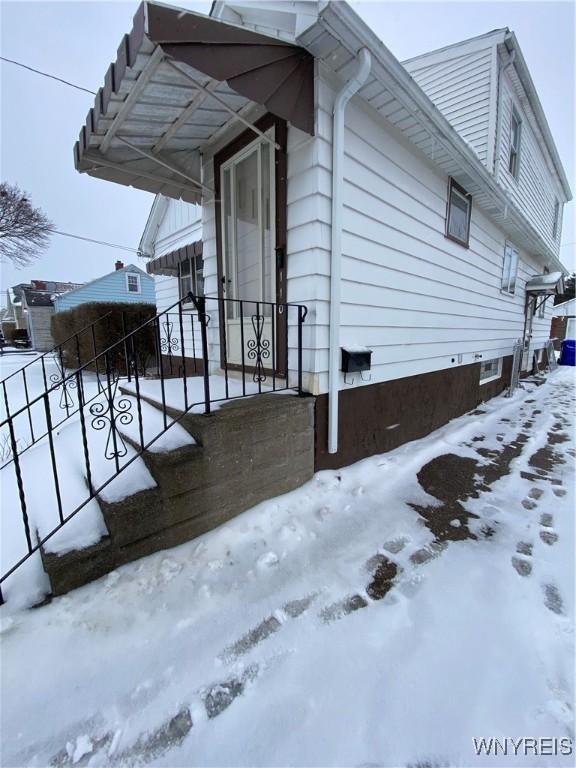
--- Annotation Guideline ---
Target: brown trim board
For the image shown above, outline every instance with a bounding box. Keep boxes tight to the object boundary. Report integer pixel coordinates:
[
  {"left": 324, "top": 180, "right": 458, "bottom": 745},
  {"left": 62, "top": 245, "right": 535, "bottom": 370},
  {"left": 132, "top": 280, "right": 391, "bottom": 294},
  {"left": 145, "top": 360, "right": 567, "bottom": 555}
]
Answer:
[
  {"left": 213, "top": 113, "right": 288, "bottom": 376},
  {"left": 315, "top": 358, "right": 513, "bottom": 471}
]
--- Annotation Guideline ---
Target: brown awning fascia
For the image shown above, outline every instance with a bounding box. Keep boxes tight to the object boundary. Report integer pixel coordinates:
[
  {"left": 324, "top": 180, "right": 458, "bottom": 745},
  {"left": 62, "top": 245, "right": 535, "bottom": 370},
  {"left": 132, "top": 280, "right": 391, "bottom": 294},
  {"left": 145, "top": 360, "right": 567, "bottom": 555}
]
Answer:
[
  {"left": 146, "top": 240, "right": 203, "bottom": 277},
  {"left": 74, "top": 2, "right": 314, "bottom": 174},
  {"left": 148, "top": 3, "right": 314, "bottom": 135}
]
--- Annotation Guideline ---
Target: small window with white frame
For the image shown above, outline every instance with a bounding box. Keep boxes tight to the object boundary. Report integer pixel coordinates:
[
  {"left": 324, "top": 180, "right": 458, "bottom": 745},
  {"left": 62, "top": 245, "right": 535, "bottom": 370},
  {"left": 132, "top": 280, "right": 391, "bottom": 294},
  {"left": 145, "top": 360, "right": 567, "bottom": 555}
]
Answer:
[
  {"left": 552, "top": 199, "right": 560, "bottom": 239},
  {"left": 446, "top": 178, "right": 472, "bottom": 247},
  {"left": 501, "top": 243, "right": 519, "bottom": 295},
  {"left": 126, "top": 272, "right": 141, "bottom": 294},
  {"left": 537, "top": 298, "right": 546, "bottom": 319},
  {"left": 537, "top": 268, "right": 549, "bottom": 319},
  {"left": 508, "top": 108, "right": 522, "bottom": 179},
  {"left": 479, "top": 357, "right": 502, "bottom": 384},
  {"left": 178, "top": 251, "right": 204, "bottom": 300}
]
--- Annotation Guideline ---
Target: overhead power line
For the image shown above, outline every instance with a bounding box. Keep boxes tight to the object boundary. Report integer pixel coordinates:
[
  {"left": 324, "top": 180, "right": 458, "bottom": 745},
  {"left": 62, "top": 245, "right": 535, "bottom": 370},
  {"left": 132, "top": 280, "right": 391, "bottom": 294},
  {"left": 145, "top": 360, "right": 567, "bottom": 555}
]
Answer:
[
  {"left": 0, "top": 56, "right": 96, "bottom": 95},
  {"left": 50, "top": 229, "right": 142, "bottom": 256},
  {"left": 1, "top": 58, "right": 145, "bottom": 257}
]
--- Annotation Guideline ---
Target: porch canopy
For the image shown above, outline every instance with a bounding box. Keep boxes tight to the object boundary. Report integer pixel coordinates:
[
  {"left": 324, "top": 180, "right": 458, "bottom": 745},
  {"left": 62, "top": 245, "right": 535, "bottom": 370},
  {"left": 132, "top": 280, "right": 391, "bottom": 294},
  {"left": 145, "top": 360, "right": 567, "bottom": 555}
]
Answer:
[
  {"left": 73, "top": 2, "right": 314, "bottom": 204},
  {"left": 525, "top": 271, "right": 564, "bottom": 296},
  {"left": 146, "top": 240, "right": 202, "bottom": 277}
]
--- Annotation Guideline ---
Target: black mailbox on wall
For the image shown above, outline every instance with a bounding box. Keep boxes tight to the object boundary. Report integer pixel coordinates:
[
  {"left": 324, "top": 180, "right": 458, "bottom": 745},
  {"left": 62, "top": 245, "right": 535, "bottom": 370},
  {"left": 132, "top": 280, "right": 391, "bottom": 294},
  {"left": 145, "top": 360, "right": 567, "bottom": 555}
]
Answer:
[{"left": 341, "top": 347, "right": 372, "bottom": 374}]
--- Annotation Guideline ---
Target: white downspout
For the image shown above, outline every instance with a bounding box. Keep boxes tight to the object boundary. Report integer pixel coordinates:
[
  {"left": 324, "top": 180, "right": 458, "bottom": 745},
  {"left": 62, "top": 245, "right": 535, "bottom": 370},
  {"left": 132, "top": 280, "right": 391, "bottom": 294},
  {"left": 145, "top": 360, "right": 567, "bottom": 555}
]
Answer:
[{"left": 328, "top": 48, "right": 371, "bottom": 454}]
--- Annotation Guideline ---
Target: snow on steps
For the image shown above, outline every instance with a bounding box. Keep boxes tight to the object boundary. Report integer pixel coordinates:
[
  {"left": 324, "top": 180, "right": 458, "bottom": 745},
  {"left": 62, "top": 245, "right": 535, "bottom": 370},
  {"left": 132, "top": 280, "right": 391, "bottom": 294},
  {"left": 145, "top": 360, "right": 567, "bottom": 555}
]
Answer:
[{"left": 40, "top": 393, "right": 315, "bottom": 598}]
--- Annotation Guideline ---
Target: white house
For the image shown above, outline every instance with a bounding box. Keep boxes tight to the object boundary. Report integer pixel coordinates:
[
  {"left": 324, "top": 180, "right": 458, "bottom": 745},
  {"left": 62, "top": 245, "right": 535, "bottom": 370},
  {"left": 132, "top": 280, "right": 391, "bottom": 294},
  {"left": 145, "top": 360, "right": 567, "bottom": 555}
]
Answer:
[
  {"left": 552, "top": 298, "right": 576, "bottom": 341},
  {"left": 73, "top": 0, "right": 571, "bottom": 471}
]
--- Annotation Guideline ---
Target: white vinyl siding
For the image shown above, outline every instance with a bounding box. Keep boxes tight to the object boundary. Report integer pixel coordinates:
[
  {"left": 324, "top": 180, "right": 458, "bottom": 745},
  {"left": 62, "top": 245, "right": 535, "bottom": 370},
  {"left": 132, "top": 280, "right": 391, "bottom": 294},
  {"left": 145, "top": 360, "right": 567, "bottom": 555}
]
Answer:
[
  {"left": 148, "top": 198, "right": 203, "bottom": 358},
  {"left": 403, "top": 42, "right": 495, "bottom": 166},
  {"left": 302, "top": 74, "right": 553, "bottom": 394},
  {"left": 496, "top": 68, "right": 563, "bottom": 255}
]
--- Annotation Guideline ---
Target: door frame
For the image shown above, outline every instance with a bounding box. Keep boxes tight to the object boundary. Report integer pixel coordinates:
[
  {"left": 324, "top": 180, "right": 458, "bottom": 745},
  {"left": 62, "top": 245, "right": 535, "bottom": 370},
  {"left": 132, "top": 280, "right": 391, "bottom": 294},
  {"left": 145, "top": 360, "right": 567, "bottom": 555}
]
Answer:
[{"left": 214, "top": 113, "right": 288, "bottom": 376}]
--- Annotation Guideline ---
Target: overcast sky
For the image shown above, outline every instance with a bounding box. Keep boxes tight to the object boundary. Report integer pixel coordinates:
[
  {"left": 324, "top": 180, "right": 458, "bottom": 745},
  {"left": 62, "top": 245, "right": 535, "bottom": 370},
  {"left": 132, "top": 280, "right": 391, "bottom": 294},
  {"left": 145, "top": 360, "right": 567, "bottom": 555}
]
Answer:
[{"left": 0, "top": 0, "right": 574, "bottom": 299}]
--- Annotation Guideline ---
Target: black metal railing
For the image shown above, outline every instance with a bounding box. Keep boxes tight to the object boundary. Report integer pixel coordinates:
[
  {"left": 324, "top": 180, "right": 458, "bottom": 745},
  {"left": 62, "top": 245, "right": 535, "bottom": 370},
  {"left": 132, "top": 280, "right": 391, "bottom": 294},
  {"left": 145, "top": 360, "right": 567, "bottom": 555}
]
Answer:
[
  {"left": 0, "top": 293, "right": 307, "bottom": 604},
  {"left": 0, "top": 310, "right": 114, "bottom": 469}
]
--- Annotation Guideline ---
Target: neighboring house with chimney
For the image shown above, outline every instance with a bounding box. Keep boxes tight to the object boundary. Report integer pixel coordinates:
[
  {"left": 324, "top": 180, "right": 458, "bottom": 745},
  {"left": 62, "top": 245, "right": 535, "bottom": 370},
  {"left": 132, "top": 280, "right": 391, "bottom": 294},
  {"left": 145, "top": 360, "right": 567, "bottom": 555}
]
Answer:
[
  {"left": 53, "top": 262, "right": 156, "bottom": 313},
  {"left": 3, "top": 280, "right": 83, "bottom": 351}
]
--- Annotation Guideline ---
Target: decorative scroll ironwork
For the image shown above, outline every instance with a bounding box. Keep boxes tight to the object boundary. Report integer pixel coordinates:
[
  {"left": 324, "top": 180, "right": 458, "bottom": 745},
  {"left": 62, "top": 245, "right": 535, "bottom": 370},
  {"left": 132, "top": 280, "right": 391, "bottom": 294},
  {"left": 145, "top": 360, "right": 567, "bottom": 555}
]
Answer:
[
  {"left": 247, "top": 314, "right": 270, "bottom": 383},
  {"left": 89, "top": 370, "right": 133, "bottom": 460},
  {"left": 50, "top": 354, "right": 77, "bottom": 410},
  {"left": 160, "top": 319, "right": 179, "bottom": 355}
]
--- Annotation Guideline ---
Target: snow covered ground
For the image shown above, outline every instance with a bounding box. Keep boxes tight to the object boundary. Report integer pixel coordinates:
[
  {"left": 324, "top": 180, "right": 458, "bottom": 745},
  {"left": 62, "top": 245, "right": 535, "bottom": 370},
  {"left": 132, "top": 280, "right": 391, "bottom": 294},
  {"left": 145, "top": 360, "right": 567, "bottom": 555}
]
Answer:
[
  {"left": 0, "top": 353, "right": 194, "bottom": 607},
  {"left": 1, "top": 368, "right": 574, "bottom": 767}
]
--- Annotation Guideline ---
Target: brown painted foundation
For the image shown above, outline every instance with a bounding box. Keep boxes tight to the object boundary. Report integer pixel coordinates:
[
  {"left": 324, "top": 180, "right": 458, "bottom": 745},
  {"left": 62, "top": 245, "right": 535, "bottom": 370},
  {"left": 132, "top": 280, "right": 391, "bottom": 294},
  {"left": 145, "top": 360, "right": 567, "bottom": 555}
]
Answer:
[
  {"left": 315, "top": 358, "right": 513, "bottom": 471},
  {"left": 159, "top": 354, "right": 204, "bottom": 378}
]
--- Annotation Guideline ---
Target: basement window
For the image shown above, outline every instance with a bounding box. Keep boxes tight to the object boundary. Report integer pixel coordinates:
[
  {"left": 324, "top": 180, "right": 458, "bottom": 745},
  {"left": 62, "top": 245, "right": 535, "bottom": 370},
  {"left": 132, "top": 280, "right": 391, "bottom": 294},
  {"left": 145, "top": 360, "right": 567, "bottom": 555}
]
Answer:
[
  {"left": 446, "top": 178, "right": 472, "bottom": 247},
  {"left": 501, "top": 243, "right": 519, "bottom": 295},
  {"left": 508, "top": 108, "right": 522, "bottom": 179},
  {"left": 479, "top": 357, "right": 502, "bottom": 384},
  {"left": 126, "top": 273, "right": 141, "bottom": 294}
]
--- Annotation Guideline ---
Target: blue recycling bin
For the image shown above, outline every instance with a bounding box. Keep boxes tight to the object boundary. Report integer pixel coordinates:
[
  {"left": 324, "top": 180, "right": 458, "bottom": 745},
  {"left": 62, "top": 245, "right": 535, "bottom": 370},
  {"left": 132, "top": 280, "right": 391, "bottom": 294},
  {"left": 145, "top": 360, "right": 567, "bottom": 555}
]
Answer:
[{"left": 558, "top": 339, "right": 576, "bottom": 366}]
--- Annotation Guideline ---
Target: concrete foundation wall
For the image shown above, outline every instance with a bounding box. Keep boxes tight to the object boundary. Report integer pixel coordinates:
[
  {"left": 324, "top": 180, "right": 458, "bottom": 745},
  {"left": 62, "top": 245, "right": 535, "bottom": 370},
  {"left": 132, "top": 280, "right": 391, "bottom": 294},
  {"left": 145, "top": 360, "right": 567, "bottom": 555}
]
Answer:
[{"left": 42, "top": 393, "right": 315, "bottom": 595}]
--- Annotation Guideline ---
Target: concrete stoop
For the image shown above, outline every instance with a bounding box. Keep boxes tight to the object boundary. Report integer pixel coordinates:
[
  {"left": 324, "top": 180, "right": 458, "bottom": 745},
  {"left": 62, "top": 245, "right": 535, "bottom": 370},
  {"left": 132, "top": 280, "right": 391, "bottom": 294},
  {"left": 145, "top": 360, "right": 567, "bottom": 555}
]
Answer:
[{"left": 40, "top": 393, "right": 315, "bottom": 597}]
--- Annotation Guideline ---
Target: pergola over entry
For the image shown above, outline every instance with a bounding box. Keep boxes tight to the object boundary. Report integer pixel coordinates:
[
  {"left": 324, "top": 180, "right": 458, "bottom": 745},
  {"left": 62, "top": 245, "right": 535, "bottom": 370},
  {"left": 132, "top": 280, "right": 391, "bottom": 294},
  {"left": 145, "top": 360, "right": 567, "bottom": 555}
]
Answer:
[{"left": 73, "top": 2, "right": 314, "bottom": 204}]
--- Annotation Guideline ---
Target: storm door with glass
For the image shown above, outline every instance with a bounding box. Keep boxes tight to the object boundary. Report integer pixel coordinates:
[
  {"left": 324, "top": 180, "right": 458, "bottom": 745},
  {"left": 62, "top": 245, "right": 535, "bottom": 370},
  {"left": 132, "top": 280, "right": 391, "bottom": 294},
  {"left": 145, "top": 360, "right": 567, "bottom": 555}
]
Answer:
[{"left": 220, "top": 130, "right": 276, "bottom": 374}]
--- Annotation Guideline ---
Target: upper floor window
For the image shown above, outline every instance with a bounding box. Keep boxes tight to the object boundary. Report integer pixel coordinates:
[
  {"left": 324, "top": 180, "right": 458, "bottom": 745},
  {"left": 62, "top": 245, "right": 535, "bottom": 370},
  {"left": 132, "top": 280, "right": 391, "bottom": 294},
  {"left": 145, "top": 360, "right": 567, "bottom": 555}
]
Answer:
[
  {"left": 508, "top": 108, "right": 522, "bottom": 179},
  {"left": 552, "top": 199, "right": 560, "bottom": 239},
  {"left": 501, "top": 243, "right": 519, "bottom": 295},
  {"left": 179, "top": 250, "right": 204, "bottom": 299},
  {"left": 126, "top": 273, "right": 141, "bottom": 294},
  {"left": 446, "top": 178, "right": 472, "bottom": 247}
]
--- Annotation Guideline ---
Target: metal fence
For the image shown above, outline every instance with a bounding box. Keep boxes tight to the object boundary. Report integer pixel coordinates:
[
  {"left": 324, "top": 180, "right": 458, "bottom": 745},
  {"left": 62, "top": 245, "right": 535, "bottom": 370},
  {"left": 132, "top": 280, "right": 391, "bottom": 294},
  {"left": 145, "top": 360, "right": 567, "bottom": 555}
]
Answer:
[{"left": 0, "top": 293, "right": 307, "bottom": 604}]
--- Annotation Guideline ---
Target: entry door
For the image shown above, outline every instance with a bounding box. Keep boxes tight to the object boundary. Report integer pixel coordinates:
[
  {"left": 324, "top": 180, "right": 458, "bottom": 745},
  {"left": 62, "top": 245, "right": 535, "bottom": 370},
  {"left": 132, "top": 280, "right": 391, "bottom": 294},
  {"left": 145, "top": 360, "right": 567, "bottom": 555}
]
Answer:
[{"left": 220, "top": 133, "right": 275, "bottom": 369}]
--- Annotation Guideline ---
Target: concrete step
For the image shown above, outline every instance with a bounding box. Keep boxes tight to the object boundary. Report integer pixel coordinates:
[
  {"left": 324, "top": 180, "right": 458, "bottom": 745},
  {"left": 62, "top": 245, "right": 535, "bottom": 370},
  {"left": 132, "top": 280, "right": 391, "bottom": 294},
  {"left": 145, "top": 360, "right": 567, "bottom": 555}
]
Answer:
[
  {"left": 39, "top": 392, "right": 315, "bottom": 598},
  {"left": 40, "top": 535, "right": 115, "bottom": 597}
]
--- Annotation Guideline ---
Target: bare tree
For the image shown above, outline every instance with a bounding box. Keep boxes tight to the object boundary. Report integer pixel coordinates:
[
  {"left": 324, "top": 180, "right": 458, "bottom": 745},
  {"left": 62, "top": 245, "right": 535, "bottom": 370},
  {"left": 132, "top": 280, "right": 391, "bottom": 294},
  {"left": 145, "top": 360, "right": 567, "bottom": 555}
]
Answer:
[{"left": 0, "top": 182, "right": 53, "bottom": 266}]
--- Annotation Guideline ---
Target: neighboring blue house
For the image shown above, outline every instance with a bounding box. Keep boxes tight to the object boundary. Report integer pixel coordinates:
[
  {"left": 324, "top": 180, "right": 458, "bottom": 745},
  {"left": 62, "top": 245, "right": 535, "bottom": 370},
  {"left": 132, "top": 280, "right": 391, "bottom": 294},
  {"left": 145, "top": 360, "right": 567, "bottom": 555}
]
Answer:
[{"left": 54, "top": 262, "right": 155, "bottom": 313}]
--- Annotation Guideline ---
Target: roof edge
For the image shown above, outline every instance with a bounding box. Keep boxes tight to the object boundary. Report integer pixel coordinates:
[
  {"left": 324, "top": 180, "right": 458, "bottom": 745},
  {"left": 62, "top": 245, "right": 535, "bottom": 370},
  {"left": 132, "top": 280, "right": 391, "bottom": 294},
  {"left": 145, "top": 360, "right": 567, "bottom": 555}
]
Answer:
[
  {"left": 54, "top": 265, "right": 150, "bottom": 303},
  {"left": 503, "top": 31, "right": 572, "bottom": 202},
  {"left": 401, "top": 28, "right": 508, "bottom": 66},
  {"left": 319, "top": 1, "right": 570, "bottom": 272}
]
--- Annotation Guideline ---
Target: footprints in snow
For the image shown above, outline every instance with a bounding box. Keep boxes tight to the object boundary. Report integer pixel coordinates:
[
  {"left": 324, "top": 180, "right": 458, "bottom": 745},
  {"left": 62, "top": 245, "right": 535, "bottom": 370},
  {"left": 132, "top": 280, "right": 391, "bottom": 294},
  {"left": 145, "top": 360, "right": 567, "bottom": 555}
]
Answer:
[{"left": 511, "top": 482, "right": 566, "bottom": 615}]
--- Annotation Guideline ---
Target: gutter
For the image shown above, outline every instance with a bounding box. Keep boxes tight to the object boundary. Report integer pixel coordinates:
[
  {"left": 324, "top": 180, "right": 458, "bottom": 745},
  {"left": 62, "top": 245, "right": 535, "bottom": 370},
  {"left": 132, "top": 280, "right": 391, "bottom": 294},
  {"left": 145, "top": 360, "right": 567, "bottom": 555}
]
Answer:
[
  {"left": 319, "top": 2, "right": 569, "bottom": 274},
  {"left": 328, "top": 47, "right": 371, "bottom": 455}
]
